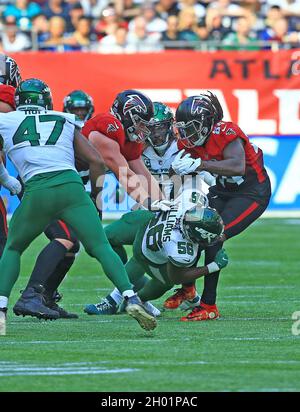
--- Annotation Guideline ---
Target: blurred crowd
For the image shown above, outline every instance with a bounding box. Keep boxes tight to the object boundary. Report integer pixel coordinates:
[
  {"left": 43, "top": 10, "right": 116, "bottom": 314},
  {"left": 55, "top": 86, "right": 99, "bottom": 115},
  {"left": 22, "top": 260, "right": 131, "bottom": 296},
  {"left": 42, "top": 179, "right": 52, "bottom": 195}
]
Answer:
[{"left": 0, "top": 0, "right": 299, "bottom": 53}]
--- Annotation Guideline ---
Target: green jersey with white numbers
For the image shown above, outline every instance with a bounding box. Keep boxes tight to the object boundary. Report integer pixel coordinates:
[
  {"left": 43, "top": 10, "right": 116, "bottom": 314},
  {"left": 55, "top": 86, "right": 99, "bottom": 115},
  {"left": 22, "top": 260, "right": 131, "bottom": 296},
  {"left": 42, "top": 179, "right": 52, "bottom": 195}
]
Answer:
[{"left": 0, "top": 108, "right": 77, "bottom": 183}]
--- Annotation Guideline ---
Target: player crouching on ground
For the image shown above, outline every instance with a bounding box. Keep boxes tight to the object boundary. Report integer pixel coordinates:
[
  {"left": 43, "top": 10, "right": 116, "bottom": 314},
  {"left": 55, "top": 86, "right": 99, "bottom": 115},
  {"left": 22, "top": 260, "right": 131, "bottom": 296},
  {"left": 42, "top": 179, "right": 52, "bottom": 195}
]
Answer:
[
  {"left": 164, "top": 92, "right": 271, "bottom": 321},
  {"left": 85, "top": 188, "right": 228, "bottom": 320}
]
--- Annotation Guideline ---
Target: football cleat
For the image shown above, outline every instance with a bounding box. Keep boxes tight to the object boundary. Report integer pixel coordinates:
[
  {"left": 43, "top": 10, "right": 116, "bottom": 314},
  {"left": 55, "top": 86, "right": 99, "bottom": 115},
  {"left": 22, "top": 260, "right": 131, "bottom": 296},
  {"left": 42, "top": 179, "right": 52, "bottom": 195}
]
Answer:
[
  {"left": 84, "top": 296, "right": 118, "bottom": 315},
  {"left": 44, "top": 296, "right": 78, "bottom": 319},
  {"left": 125, "top": 295, "right": 157, "bottom": 331},
  {"left": 13, "top": 285, "right": 60, "bottom": 320},
  {"left": 179, "top": 295, "right": 201, "bottom": 311},
  {"left": 180, "top": 302, "right": 220, "bottom": 321},
  {"left": 143, "top": 301, "right": 161, "bottom": 318},
  {"left": 163, "top": 285, "right": 198, "bottom": 310},
  {"left": 0, "top": 308, "right": 7, "bottom": 336}
]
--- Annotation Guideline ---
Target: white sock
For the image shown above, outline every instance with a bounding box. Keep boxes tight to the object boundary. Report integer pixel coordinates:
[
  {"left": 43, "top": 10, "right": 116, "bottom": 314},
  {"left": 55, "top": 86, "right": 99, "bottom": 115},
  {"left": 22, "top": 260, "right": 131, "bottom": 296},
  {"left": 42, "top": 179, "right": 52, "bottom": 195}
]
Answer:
[
  {"left": 122, "top": 290, "right": 135, "bottom": 299},
  {"left": 0, "top": 296, "right": 8, "bottom": 308},
  {"left": 110, "top": 288, "right": 123, "bottom": 305}
]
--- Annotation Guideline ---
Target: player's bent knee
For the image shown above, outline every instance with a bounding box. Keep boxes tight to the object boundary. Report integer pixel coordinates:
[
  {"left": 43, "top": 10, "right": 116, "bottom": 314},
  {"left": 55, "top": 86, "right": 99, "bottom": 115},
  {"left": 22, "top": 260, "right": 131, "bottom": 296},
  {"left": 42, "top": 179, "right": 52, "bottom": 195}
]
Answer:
[{"left": 56, "top": 238, "right": 74, "bottom": 250}]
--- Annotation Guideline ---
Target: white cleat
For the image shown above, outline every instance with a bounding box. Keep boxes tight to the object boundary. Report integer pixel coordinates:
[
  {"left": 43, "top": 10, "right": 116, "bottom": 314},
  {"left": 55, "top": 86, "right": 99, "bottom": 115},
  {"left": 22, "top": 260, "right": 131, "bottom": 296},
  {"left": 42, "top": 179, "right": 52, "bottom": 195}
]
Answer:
[
  {"left": 179, "top": 295, "right": 201, "bottom": 311},
  {"left": 0, "top": 309, "right": 7, "bottom": 336},
  {"left": 125, "top": 295, "right": 157, "bottom": 331},
  {"left": 143, "top": 301, "right": 161, "bottom": 317}
]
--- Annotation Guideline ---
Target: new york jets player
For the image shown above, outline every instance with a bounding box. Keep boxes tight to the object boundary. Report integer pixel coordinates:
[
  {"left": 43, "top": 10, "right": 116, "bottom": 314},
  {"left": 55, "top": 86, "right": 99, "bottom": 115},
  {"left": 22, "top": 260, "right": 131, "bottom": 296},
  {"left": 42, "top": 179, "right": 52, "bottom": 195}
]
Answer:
[
  {"left": 0, "top": 78, "right": 157, "bottom": 335},
  {"left": 13, "top": 89, "right": 95, "bottom": 320},
  {"left": 85, "top": 189, "right": 228, "bottom": 319}
]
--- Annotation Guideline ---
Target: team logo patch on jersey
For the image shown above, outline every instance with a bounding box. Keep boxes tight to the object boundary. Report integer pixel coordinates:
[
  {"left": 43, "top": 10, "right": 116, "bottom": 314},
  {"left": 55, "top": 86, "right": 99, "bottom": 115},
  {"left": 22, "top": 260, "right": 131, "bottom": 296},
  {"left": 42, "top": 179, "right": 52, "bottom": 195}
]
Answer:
[
  {"left": 226, "top": 128, "right": 236, "bottom": 136},
  {"left": 123, "top": 95, "right": 147, "bottom": 115},
  {"left": 107, "top": 121, "right": 119, "bottom": 133}
]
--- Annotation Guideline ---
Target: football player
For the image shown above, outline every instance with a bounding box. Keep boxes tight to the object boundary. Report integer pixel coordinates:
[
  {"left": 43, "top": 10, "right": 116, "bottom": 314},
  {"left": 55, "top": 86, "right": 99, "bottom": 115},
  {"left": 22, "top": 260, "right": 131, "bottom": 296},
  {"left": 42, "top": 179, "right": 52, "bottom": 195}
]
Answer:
[
  {"left": 80, "top": 90, "right": 166, "bottom": 209},
  {"left": 84, "top": 102, "right": 215, "bottom": 315},
  {"left": 0, "top": 55, "right": 22, "bottom": 259},
  {"left": 168, "top": 91, "right": 271, "bottom": 321},
  {"left": 13, "top": 89, "right": 95, "bottom": 319},
  {"left": 85, "top": 188, "right": 228, "bottom": 319},
  {"left": 0, "top": 78, "right": 157, "bottom": 335}
]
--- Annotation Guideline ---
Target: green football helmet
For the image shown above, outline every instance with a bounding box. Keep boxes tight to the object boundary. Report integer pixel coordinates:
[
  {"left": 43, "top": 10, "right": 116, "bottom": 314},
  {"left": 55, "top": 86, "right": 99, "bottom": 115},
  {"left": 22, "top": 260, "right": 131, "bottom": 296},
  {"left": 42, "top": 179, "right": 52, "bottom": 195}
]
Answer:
[
  {"left": 147, "top": 102, "right": 174, "bottom": 153},
  {"left": 63, "top": 90, "right": 94, "bottom": 122},
  {"left": 15, "top": 78, "right": 53, "bottom": 110},
  {"left": 183, "top": 205, "right": 224, "bottom": 247}
]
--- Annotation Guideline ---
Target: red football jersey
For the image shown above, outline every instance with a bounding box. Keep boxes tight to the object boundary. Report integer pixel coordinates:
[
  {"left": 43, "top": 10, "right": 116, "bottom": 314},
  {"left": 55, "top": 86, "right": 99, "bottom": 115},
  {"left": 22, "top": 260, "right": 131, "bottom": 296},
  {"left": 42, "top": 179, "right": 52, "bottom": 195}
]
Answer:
[
  {"left": 178, "top": 121, "right": 268, "bottom": 192},
  {"left": 82, "top": 113, "right": 143, "bottom": 162}
]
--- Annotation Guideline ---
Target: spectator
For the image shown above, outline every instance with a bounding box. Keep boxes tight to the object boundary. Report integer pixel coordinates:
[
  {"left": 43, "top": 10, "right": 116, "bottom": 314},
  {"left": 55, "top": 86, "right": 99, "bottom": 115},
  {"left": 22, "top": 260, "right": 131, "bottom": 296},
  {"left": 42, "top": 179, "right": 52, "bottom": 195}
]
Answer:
[
  {"left": 130, "top": 3, "right": 167, "bottom": 34},
  {"left": 114, "top": 0, "right": 141, "bottom": 23},
  {"left": 178, "top": 0, "right": 206, "bottom": 21},
  {"left": 155, "top": 0, "right": 180, "bottom": 21},
  {"left": 80, "top": 0, "right": 110, "bottom": 18},
  {"left": 95, "top": 6, "right": 125, "bottom": 39},
  {"left": 260, "top": 16, "right": 300, "bottom": 46},
  {"left": 1, "top": 23, "right": 32, "bottom": 52},
  {"left": 177, "top": 6, "right": 199, "bottom": 42},
  {"left": 127, "top": 16, "right": 163, "bottom": 52},
  {"left": 31, "top": 13, "right": 50, "bottom": 44},
  {"left": 266, "top": 0, "right": 300, "bottom": 17},
  {"left": 222, "top": 16, "right": 259, "bottom": 50},
  {"left": 3, "top": 0, "right": 41, "bottom": 30},
  {"left": 161, "top": 15, "right": 181, "bottom": 49},
  {"left": 98, "top": 26, "right": 134, "bottom": 53},
  {"left": 196, "top": 19, "right": 209, "bottom": 41},
  {"left": 206, "top": 9, "right": 231, "bottom": 42},
  {"left": 41, "top": 15, "right": 68, "bottom": 49},
  {"left": 64, "top": 16, "right": 94, "bottom": 49},
  {"left": 43, "top": 0, "right": 71, "bottom": 25},
  {"left": 68, "top": 2, "right": 85, "bottom": 32},
  {"left": 207, "top": 0, "right": 245, "bottom": 31},
  {"left": 265, "top": 5, "right": 284, "bottom": 28}
]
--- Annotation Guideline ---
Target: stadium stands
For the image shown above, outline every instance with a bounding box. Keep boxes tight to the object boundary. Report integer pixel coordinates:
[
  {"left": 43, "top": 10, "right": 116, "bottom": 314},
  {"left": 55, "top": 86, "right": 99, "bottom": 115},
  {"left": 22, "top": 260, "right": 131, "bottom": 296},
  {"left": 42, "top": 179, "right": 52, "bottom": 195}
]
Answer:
[{"left": 0, "top": 0, "right": 299, "bottom": 52}]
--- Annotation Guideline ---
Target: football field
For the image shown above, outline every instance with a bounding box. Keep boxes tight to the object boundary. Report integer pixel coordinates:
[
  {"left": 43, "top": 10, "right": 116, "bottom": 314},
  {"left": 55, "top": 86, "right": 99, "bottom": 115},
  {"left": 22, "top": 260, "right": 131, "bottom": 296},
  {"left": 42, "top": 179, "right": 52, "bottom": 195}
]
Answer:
[{"left": 1, "top": 218, "right": 299, "bottom": 392}]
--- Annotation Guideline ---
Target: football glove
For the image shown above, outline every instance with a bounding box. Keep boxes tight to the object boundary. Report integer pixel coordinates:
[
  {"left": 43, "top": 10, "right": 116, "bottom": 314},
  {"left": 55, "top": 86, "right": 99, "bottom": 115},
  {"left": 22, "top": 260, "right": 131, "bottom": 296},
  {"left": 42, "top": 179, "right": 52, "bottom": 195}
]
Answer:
[
  {"left": 150, "top": 199, "right": 173, "bottom": 212},
  {"left": 0, "top": 163, "right": 22, "bottom": 195},
  {"left": 206, "top": 249, "right": 228, "bottom": 274},
  {"left": 171, "top": 149, "right": 201, "bottom": 175}
]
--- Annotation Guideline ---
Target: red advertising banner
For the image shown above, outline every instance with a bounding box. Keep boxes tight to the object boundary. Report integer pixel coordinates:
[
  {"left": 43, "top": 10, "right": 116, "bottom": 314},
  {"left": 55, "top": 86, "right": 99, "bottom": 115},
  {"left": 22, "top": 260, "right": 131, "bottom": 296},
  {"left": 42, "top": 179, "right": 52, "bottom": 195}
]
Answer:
[{"left": 11, "top": 50, "right": 300, "bottom": 135}]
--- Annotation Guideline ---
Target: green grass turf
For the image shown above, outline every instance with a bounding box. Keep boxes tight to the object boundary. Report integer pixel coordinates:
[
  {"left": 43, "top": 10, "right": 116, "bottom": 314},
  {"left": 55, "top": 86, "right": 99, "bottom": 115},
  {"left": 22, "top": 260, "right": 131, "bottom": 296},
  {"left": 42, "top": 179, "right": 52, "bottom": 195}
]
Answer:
[{"left": 1, "top": 218, "right": 300, "bottom": 392}]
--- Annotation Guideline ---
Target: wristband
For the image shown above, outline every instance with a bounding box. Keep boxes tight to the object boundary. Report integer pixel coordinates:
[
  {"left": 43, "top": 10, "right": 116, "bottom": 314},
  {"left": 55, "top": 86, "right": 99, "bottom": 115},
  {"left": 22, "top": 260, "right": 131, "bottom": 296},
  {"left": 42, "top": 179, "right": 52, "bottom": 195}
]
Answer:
[{"left": 206, "top": 262, "right": 220, "bottom": 274}]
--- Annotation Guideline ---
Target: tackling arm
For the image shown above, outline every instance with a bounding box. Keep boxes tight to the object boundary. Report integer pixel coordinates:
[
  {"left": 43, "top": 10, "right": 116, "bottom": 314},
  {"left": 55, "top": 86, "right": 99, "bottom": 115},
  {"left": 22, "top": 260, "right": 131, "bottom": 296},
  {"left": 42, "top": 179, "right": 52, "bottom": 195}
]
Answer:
[
  {"left": 73, "top": 129, "right": 105, "bottom": 200},
  {"left": 199, "top": 138, "right": 246, "bottom": 176},
  {"left": 89, "top": 131, "right": 153, "bottom": 206},
  {"left": 128, "top": 158, "right": 163, "bottom": 201}
]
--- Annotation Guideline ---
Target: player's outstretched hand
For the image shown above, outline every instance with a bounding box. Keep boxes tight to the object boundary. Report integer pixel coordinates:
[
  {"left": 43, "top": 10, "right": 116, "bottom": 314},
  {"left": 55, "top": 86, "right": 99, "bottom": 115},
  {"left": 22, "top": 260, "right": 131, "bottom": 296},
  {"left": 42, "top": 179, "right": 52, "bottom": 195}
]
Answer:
[{"left": 7, "top": 176, "right": 22, "bottom": 196}]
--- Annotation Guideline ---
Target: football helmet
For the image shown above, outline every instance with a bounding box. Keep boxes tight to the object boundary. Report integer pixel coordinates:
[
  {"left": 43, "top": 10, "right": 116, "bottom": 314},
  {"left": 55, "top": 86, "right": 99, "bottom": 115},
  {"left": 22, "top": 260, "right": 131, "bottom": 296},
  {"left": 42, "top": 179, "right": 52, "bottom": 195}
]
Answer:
[
  {"left": 175, "top": 92, "right": 223, "bottom": 148},
  {"left": 0, "top": 54, "right": 21, "bottom": 88},
  {"left": 63, "top": 90, "right": 94, "bottom": 122},
  {"left": 111, "top": 89, "right": 154, "bottom": 142},
  {"left": 147, "top": 102, "right": 174, "bottom": 153},
  {"left": 183, "top": 205, "right": 224, "bottom": 247},
  {"left": 15, "top": 78, "right": 53, "bottom": 110}
]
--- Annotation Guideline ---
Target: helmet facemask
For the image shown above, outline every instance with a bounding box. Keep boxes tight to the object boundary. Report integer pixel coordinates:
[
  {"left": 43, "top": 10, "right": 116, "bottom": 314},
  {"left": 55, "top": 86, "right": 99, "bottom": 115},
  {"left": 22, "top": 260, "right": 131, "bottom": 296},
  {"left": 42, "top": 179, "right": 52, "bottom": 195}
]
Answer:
[
  {"left": 125, "top": 111, "right": 152, "bottom": 143},
  {"left": 175, "top": 110, "right": 214, "bottom": 148},
  {"left": 147, "top": 119, "right": 173, "bottom": 153}
]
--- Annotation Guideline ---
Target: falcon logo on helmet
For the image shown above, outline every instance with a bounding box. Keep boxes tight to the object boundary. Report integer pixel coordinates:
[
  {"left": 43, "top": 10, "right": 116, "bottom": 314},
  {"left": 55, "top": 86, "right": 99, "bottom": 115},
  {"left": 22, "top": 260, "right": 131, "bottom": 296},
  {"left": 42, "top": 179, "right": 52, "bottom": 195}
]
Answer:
[
  {"left": 191, "top": 97, "right": 211, "bottom": 116},
  {"left": 123, "top": 94, "right": 147, "bottom": 116}
]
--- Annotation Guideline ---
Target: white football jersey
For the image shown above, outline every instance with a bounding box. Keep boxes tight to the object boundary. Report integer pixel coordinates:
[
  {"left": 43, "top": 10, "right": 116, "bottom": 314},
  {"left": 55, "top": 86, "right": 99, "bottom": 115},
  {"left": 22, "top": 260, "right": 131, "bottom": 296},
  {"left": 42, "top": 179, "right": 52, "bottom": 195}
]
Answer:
[
  {"left": 141, "top": 188, "right": 208, "bottom": 267},
  {"left": 142, "top": 140, "right": 179, "bottom": 199},
  {"left": 0, "top": 109, "right": 77, "bottom": 182}
]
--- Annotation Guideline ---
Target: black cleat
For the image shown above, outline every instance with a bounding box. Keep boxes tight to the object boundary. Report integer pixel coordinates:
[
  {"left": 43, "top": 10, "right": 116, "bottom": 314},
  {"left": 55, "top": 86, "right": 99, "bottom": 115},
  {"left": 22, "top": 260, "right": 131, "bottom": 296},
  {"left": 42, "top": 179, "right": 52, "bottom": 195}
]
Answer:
[
  {"left": 44, "top": 291, "right": 78, "bottom": 319},
  {"left": 45, "top": 299, "right": 78, "bottom": 319},
  {"left": 13, "top": 285, "right": 59, "bottom": 320}
]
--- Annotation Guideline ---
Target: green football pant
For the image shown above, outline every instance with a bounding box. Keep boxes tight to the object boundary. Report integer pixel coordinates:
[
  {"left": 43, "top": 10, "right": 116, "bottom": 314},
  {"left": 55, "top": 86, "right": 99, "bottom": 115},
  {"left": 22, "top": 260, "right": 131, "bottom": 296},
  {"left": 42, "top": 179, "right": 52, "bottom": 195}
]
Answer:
[
  {"left": 0, "top": 182, "right": 132, "bottom": 298},
  {"left": 105, "top": 210, "right": 174, "bottom": 301}
]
